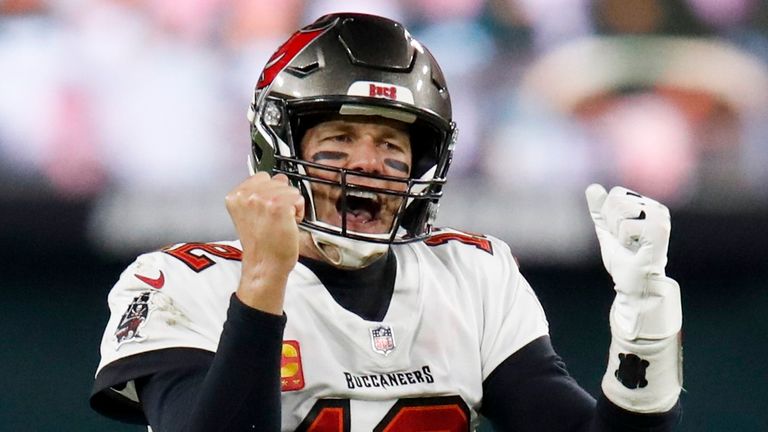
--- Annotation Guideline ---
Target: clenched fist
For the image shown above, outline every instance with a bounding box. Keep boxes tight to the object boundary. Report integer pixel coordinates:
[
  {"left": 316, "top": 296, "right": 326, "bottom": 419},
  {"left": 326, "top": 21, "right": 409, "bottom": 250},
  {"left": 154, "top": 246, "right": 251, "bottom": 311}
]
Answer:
[
  {"left": 225, "top": 172, "right": 305, "bottom": 314},
  {"left": 585, "top": 184, "right": 681, "bottom": 341},
  {"left": 585, "top": 184, "right": 670, "bottom": 286}
]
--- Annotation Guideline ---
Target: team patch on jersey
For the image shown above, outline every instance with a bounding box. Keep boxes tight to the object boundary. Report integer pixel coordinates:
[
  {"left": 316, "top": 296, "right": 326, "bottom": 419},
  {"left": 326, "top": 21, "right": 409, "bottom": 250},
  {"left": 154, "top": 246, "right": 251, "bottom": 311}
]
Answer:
[
  {"left": 115, "top": 292, "right": 154, "bottom": 348},
  {"left": 370, "top": 325, "right": 396, "bottom": 356},
  {"left": 281, "top": 340, "right": 305, "bottom": 391}
]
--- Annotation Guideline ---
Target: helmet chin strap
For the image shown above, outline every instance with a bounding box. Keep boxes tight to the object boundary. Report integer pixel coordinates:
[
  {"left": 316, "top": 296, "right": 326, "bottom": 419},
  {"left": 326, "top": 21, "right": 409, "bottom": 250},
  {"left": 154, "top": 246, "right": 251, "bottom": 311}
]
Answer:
[{"left": 309, "top": 229, "right": 389, "bottom": 269}]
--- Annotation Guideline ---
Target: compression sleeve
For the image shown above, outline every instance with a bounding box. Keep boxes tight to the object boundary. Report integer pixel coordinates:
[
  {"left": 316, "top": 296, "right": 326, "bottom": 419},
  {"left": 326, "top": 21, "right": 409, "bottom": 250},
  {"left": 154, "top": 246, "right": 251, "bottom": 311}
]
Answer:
[
  {"left": 136, "top": 294, "right": 286, "bottom": 432},
  {"left": 481, "top": 335, "right": 681, "bottom": 432}
]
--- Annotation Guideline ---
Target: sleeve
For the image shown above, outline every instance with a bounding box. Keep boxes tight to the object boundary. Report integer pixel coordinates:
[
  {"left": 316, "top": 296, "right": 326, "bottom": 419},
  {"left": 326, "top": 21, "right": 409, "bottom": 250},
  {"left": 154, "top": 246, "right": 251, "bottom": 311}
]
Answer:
[
  {"left": 91, "top": 294, "right": 287, "bottom": 431},
  {"left": 481, "top": 336, "right": 681, "bottom": 432},
  {"left": 94, "top": 251, "right": 232, "bottom": 371},
  {"left": 90, "top": 348, "right": 215, "bottom": 423},
  {"left": 476, "top": 238, "right": 551, "bottom": 381},
  {"left": 90, "top": 247, "right": 287, "bottom": 430},
  {"left": 90, "top": 251, "right": 225, "bottom": 421}
]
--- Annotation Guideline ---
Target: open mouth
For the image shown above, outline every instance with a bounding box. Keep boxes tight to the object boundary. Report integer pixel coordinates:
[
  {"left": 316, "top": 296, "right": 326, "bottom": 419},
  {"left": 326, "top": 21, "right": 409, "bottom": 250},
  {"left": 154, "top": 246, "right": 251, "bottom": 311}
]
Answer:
[{"left": 336, "top": 190, "right": 382, "bottom": 226}]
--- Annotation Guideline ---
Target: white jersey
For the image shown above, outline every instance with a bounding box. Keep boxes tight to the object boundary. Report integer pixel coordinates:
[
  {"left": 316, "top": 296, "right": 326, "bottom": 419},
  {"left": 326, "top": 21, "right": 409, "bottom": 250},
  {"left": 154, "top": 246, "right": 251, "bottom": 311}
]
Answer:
[{"left": 95, "top": 229, "right": 549, "bottom": 431}]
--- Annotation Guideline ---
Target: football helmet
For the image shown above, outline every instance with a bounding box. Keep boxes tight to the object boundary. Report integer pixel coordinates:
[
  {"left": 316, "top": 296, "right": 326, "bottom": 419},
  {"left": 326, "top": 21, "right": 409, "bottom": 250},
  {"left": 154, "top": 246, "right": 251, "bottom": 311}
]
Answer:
[{"left": 247, "top": 13, "right": 457, "bottom": 268}]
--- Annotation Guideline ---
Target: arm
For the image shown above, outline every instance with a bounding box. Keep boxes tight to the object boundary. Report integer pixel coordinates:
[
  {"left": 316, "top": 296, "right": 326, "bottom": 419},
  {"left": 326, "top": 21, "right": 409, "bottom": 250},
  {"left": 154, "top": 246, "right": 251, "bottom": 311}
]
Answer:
[
  {"left": 480, "top": 335, "right": 595, "bottom": 431},
  {"left": 481, "top": 336, "right": 681, "bottom": 431},
  {"left": 225, "top": 172, "right": 305, "bottom": 315},
  {"left": 140, "top": 172, "right": 304, "bottom": 430},
  {"left": 481, "top": 184, "right": 682, "bottom": 431},
  {"left": 91, "top": 173, "right": 304, "bottom": 430},
  {"left": 137, "top": 172, "right": 304, "bottom": 431},
  {"left": 585, "top": 185, "right": 683, "bottom": 418}
]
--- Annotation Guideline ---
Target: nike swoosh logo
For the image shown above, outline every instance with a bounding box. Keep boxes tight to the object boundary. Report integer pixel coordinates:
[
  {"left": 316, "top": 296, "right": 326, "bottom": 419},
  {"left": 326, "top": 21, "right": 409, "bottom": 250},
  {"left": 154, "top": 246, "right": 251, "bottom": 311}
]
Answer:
[{"left": 134, "top": 270, "right": 165, "bottom": 289}]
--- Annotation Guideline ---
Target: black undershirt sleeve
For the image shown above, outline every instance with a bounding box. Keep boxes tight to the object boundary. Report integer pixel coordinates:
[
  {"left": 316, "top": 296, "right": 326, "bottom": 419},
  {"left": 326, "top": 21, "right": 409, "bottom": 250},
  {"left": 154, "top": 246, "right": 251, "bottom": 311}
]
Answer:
[
  {"left": 135, "top": 294, "right": 286, "bottom": 432},
  {"left": 90, "top": 348, "right": 215, "bottom": 424},
  {"left": 481, "top": 335, "right": 681, "bottom": 432}
]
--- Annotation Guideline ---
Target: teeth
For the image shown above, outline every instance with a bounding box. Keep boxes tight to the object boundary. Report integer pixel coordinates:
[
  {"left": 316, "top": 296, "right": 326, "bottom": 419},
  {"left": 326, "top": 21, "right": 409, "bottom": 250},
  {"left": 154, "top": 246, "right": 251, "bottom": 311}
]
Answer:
[{"left": 347, "top": 190, "right": 377, "bottom": 200}]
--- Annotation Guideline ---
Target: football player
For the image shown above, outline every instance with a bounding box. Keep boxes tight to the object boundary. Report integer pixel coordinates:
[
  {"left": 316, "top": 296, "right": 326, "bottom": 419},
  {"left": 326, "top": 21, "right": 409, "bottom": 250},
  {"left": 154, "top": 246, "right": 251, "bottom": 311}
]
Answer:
[{"left": 91, "top": 13, "right": 683, "bottom": 431}]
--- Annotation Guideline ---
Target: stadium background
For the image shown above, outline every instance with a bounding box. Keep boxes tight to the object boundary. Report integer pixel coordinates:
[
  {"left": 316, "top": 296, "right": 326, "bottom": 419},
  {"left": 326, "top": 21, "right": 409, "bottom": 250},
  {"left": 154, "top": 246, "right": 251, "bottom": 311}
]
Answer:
[{"left": 1, "top": 0, "right": 766, "bottom": 430}]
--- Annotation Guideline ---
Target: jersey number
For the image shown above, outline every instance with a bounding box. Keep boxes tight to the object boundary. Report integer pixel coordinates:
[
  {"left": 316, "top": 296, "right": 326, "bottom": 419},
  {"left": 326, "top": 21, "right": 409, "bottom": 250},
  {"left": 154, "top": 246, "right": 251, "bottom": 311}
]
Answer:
[
  {"left": 295, "top": 396, "right": 469, "bottom": 431},
  {"left": 163, "top": 242, "right": 242, "bottom": 272},
  {"left": 424, "top": 231, "right": 493, "bottom": 255}
]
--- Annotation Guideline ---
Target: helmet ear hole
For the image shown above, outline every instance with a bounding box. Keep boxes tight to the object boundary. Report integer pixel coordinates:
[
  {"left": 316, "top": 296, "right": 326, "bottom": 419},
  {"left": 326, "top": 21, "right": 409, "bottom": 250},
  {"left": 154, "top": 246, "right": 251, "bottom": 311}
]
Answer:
[
  {"left": 409, "top": 122, "right": 443, "bottom": 179},
  {"left": 252, "top": 141, "right": 264, "bottom": 162}
]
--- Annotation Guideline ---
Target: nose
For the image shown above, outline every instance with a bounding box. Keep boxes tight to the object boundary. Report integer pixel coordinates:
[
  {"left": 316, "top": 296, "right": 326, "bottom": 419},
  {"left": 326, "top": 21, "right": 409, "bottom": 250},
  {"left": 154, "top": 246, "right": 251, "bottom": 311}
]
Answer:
[{"left": 346, "top": 136, "right": 384, "bottom": 174}]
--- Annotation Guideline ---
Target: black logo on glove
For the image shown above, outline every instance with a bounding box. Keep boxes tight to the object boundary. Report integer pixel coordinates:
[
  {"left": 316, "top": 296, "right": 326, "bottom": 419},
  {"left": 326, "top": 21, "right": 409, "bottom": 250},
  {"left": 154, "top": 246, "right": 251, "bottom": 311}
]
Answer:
[{"left": 615, "top": 353, "right": 649, "bottom": 389}]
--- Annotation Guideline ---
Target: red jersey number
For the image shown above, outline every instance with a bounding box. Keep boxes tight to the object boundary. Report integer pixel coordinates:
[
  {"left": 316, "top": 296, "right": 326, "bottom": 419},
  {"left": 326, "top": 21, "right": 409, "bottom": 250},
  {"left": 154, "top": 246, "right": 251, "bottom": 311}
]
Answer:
[
  {"left": 162, "top": 242, "right": 242, "bottom": 272},
  {"left": 424, "top": 231, "right": 493, "bottom": 255},
  {"left": 296, "top": 396, "right": 470, "bottom": 432}
]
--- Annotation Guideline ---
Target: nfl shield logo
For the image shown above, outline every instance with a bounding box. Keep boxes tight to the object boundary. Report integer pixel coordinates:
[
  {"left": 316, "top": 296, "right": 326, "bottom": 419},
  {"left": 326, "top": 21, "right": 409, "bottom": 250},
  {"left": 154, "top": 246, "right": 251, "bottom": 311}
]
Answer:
[{"left": 370, "top": 325, "right": 396, "bottom": 356}]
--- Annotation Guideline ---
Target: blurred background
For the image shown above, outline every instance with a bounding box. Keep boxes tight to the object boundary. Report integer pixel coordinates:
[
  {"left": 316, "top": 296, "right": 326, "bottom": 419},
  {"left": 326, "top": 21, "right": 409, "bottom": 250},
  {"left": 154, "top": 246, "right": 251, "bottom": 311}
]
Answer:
[{"left": 1, "top": 0, "right": 766, "bottom": 430}]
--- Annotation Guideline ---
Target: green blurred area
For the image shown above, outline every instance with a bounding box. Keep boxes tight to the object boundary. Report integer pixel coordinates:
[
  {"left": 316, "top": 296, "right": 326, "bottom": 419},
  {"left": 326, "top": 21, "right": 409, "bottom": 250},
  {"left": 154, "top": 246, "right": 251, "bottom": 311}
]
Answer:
[{"left": 2, "top": 251, "right": 766, "bottom": 431}]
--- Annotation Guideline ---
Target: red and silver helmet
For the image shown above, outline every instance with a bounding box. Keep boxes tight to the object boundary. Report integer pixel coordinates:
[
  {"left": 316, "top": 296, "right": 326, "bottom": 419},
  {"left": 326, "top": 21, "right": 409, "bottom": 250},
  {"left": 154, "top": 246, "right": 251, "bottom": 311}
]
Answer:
[{"left": 247, "top": 13, "right": 456, "bottom": 267}]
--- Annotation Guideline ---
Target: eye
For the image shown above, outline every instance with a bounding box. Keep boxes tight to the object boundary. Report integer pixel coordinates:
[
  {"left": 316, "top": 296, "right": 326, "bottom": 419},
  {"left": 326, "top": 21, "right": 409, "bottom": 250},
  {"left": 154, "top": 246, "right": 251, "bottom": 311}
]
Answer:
[
  {"left": 328, "top": 134, "right": 352, "bottom": 143},
  {"left": 382, "top": 141, "right": 406, "bottom": 154}
]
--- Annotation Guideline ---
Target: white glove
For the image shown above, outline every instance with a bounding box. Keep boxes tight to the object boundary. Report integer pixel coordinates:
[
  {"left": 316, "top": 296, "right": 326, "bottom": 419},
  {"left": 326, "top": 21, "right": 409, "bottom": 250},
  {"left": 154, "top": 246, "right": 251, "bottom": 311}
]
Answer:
[
  {"left": 586, "top": 184, "right": 683, "bottom": 413},
  {"left": 585, "top": 184, "right": 681, "bottom": 341}
]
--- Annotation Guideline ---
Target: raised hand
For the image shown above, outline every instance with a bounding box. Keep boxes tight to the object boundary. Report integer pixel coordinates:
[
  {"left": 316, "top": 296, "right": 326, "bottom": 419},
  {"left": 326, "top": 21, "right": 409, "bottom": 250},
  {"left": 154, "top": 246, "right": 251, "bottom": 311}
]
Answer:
[
  {"left": 225, "top": 172, "right": 305, "bottom": 314},
  {"left": 585, "top": 184, "right": 680, "bottom": 341}
]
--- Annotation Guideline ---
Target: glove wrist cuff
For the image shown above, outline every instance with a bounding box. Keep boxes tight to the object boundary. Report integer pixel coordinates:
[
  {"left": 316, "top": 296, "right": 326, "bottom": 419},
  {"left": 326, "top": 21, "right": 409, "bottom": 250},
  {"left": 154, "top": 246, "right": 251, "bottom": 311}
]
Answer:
[
  {"left": 611, "top": 276, "right": 682, "bottom": 340},
  {"left": 602, "top": 332, "right": 683, "bottom": 413}
]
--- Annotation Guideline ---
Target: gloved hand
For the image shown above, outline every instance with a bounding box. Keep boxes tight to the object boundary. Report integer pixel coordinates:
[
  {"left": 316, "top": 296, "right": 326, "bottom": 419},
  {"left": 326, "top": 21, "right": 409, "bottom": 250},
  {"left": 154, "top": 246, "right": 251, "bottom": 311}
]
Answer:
[
  {"left": 586, "top": 184, "right": 681, "bottom": 341},
  {"left": 586, "top": 184, "right": 683, "bottom": 413}
]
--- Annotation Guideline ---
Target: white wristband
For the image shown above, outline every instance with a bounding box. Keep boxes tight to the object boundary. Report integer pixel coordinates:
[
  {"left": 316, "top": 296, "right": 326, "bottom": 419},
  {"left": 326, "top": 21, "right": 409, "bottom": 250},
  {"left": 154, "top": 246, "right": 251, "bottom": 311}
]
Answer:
[{"left": 602, "top": 332, "right": 683, "bottom": 413}]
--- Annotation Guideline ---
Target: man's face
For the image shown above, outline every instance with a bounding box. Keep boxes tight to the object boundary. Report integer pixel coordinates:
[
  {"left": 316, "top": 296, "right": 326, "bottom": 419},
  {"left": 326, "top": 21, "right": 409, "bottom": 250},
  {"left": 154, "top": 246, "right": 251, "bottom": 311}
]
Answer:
[{"left": 300, "top": 115, "right": 412, "bottom": 235}]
